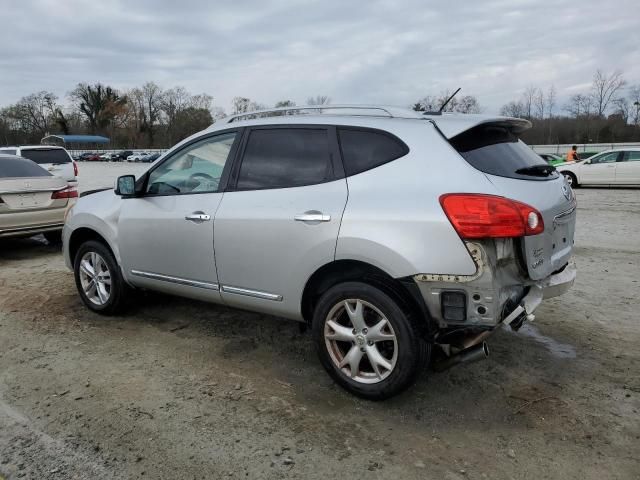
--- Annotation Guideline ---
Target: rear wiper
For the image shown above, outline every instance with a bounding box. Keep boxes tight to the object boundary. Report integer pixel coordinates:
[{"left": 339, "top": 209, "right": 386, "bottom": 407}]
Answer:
[{"left": 515, "top": 164, "right": 556, "bottom": 177}]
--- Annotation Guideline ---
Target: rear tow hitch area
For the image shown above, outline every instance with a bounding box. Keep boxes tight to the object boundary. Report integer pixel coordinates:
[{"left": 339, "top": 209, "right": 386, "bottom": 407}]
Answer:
[{"left": 433, "top": 286, "right": 543, "bottom": 372}]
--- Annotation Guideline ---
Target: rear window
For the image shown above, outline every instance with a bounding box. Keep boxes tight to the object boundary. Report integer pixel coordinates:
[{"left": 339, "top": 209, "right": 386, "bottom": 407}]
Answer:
[
  {"left": 0, "top": 156, "right": 52, "bottom": 178},
  {"left": 338, "top": 128, "right": 408, "bottom": 176},
  {"left": 450, "top": 125, "right": 558, "bottom": 181},
  {"left": 0, "top": 149, "right": 17, "bottom": 155},
  {"left": 20, "top": 148, "right": 71, "bottom": 164}
]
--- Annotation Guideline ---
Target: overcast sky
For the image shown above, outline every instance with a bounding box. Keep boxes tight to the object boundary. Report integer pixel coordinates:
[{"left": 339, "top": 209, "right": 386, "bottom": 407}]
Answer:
[{"left": 1, "top": 0, "right": 639, "bottom": 114}]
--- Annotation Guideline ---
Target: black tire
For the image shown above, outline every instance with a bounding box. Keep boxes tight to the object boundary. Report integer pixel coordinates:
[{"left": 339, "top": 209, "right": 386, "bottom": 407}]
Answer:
[
  {"left": 312, "top": 281, "right": 430, "bottom": 400},
  {"left": 73, "top": 240, "right": 130, "bottom": 315},
  {"left": 43, "top": 230, "right": 62, "bottom": 244},
  {"left": 562, "top": 171, "right": 578, "bottom": 188}
]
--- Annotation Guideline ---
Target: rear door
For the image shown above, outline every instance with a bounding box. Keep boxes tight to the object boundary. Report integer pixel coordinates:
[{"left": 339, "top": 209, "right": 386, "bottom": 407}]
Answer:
[
  {"left": 214, "top": 125, "right": 347, "bottom": 320},
  {"left": 580, "top": 151, "right": 620, "bottom": 184},
  {"left": 449, "top": 123, "right": 576, "bottom": 281},
  {"left": 19, "top": 148, "right": 76, "bottom": 183},
  {"left": 616, "top": 151, "right": 640, "bottom": 184}
]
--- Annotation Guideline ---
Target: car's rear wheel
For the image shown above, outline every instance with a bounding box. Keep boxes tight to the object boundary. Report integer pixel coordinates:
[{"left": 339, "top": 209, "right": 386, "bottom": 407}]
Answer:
[
  {"left": 562, "top": 171, "right": 578, "bottom": 187},
  {"left": 312, "top": 282, "right": 429, "bottom": 400},
  {"left": 73, "top": 240, "right": 130, "bottom": 315}
]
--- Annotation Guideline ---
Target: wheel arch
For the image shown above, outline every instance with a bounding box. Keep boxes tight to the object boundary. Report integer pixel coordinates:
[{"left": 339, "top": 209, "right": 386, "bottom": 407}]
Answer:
[
  {"left": 68, "top": 227, "right": 118, "bottom": 267},
  {"left": 301, "top": 259, "right": 436, "bottom": 338}
]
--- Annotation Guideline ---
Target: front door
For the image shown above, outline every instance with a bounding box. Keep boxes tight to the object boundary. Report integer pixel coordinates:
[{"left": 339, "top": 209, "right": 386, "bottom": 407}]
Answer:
[
  {"left": 214, "top": 126, "right": 348, "bottom": 319},
  {"left": 581, "top": 151, "right": 620, "bottom": 184},
  {"left": 616, "top": 151, "right": 640, "bottom": 184},
  {"left": 118, "top": 131, "right": 240, "bottom": 302}
]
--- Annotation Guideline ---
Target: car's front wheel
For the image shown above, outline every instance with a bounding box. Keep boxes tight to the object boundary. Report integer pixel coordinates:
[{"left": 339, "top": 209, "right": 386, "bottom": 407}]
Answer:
[
  {"left": 73, "top": 240, "right": 130, "bottom": 315},
  {"left": 312, "top": 282, "right": 430, "bottom": 400}
]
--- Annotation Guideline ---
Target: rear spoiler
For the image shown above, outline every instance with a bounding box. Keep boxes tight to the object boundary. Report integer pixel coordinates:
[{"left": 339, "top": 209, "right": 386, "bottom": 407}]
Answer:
[{"left": 423, "top": 114, "right": 532, "bottom": 139}]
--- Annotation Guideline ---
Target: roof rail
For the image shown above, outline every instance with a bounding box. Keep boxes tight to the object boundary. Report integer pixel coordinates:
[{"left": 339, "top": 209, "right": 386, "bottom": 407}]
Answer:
[{"left": 222, "top": 105, "right": 421, "bottom": 123}]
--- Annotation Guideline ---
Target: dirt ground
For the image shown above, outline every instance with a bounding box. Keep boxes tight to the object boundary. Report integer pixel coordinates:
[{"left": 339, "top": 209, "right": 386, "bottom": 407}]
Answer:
[{"left": 1, "top": 177, "right": 639, "bottom": 479}]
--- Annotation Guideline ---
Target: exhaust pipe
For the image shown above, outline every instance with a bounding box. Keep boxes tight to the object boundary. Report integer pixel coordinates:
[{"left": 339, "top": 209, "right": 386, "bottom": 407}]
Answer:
[{"left": 434, "top": 342, "right": 490, "bottom": 372}]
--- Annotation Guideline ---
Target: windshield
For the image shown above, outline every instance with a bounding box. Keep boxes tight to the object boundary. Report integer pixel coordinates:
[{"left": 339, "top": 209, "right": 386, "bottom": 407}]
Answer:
[
  {"left": 20, "top": 148, "right": 72, "bottom": 164},
  {"left": 450, "top": 124, "right": 559, "bottom": 181}
]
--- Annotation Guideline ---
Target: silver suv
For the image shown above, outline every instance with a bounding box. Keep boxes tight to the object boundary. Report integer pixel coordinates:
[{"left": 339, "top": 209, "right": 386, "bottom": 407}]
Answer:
[{"left": 63, "top": 106, "right": 576, "bottom": 399}]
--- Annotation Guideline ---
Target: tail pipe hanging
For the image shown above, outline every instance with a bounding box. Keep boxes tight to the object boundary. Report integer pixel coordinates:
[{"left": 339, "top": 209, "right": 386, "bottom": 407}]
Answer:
[{"left": 434, "top": 342, "right": 489, "bottom": 372}]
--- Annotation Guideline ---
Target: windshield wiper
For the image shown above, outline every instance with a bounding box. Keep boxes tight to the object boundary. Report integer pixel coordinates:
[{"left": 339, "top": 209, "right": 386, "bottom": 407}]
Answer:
[{"left": 515, "top": 164, "right": 556, "bottom": 177}]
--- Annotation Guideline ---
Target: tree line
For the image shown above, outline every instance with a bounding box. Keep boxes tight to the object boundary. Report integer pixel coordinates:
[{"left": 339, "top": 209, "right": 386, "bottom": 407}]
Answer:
[
  {"left": 0, "top": 84, "right": 337, "bottom": 148},
  {"left": 499, "top": 70, "right": 640, "bottom": 144},
  {"left": 1, "top": 69, "right": 638, "bottom": 149}
]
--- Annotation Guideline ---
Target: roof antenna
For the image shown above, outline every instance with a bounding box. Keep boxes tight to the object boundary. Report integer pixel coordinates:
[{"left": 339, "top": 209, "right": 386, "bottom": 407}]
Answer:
[{"left": 438, "top": 87, "right": 461, "bottom": 113}]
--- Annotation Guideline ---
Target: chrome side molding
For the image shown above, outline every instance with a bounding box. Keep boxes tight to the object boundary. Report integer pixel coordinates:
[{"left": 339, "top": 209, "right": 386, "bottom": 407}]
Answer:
[
  {"left": 221, "top": 285, "right": 283, "bottom": 301},
  {"left": 130, "top": 270, "right": 219, "bottom": 291}
]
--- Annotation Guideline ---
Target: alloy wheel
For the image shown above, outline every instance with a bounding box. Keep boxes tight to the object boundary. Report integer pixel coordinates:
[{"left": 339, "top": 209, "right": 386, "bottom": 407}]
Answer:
[
  {"left": 324, "top": 299, "right": 398, "bottom": 384},
  {"left": 78, "top": 251, "right": 112, "bottom": 306}
]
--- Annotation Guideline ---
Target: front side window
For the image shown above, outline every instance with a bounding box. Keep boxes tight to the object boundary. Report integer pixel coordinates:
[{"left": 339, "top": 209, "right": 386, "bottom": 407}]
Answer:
[
  {"left": 146, "top": 132, "right": 237, "bottom": 195},
  {"left": 338, "top": 128, "right": 408, "bottom": 176},
  {"left": 236, "top": 128, "right": 332, "bottom": 190},
  {"left": 589, "top": 152, "right": 619, "bottom": 164},
  {"left": 623, "top": 151, "right": 640, "bottom": 162}
]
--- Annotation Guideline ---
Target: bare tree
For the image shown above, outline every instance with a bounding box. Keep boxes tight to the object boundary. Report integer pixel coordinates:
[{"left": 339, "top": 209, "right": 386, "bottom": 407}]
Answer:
[
  {"left": 13, "top": 91, "right": 60, "bottom": 136},
  {"left": 306, "top": 95, "right": 331, "bottom": 106},
  {"left": 500, "top": 100, "right": 525, "bottom": 118},
  {"left": 612, "top": 97, "right": 630, "bottom": 122},
  {"left": 591, "top": 69, "right": 626, "bottom": 117},
  {"left": 521, "top": 86, "right": 538, "bottom": 119},
  {"left": 546, "top": 85, "right": 557, "bottom": 118},
  {"left": 534, "top": 88, "right": 545, "bottom": 119},
  {"left": 454, "top": 95, "right": 481, "bottom": 113},
  {"left": 628, "top": 85, "right": 640, "bottom": 125}
]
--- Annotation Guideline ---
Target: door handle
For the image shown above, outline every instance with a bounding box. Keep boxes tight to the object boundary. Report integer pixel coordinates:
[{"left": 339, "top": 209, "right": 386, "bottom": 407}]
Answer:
[
  {"left": 185, "top": 211, "right": 211, "bottom": 223},
  {"left": 294, "top": 212, "right": 331, "bottom": 222}
]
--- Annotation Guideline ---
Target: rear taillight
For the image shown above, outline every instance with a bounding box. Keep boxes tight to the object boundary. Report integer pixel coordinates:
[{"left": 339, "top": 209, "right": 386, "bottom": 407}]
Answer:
[
  {"left": 51, "top": 186, "right": 78, "bottom": 199},
  {"left": 73, "top": 161, "right": 78, "bottom": 177},
  {"left": 440, "top": 193, "right": 544, "bottom": 239}
]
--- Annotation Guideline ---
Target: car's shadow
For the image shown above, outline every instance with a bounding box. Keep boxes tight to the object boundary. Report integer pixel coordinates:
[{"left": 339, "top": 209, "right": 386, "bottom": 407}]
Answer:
[{"left": 0, "top": 235, "right": 61, "bottom": 261}]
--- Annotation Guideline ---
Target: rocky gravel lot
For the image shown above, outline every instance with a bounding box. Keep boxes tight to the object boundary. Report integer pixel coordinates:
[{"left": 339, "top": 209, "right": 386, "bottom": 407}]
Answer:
[{"left": 0, "top": 163, "right": 639, "bottom": 479}]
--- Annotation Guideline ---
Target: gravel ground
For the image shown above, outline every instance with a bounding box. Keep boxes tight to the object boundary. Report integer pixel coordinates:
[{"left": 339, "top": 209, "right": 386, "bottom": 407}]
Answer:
[{"left": 0, "top": 164, "right": 639, "bottom": 479}]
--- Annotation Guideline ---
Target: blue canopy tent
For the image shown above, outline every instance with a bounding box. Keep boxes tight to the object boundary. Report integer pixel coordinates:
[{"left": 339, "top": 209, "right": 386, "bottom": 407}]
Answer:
[{"left": 41, "top": 134, "right": 110, "bottom": 148}]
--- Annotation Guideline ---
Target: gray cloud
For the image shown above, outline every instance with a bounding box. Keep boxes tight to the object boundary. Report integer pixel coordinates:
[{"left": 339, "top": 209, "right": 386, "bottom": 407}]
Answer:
[{"left": 1, "top": 0, "right": 639, "bottom": 113}]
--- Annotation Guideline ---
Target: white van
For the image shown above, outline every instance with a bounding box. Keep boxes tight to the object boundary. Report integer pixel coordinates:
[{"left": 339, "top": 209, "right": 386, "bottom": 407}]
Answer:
[{"left": 0, "top": 145, "right": 78, "bottom": 185}]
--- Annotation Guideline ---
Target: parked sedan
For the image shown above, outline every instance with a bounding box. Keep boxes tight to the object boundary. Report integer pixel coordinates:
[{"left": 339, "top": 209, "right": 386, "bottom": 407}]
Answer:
[
  {"left": 141, "top": 153, "right": 160, "bottom": 163},
  {"left": 0, "top": 154, "right": 77, "bottom": 243},
  {"left": 557, "top": 148, "right": 640, "bottom": 187},
  {"left": 79, "top": 152, "right": 101, "bottom": 162}
]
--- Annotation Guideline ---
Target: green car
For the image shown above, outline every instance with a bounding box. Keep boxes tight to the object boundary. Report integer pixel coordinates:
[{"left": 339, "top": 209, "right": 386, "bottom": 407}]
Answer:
[
  {"left": 540, "top": 152, "right": 599, "bottom": 166},
  {"left": 539, "top": 153, "right": 567, "bottom": 166}
]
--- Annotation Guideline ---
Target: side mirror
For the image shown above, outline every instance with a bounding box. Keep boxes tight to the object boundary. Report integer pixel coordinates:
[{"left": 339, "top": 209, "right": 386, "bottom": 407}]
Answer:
[
  {"left": 115, "top": 175, "right": 136, "bottom": 196},
  {"left": 583, "top": 160, "right": 590, "bottom": 165}
]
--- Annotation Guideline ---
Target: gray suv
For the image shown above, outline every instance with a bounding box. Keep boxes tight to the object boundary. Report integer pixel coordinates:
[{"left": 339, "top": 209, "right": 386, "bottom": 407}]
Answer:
[{"left": 63, "top": 106, "right": 576, "bottom": 399}]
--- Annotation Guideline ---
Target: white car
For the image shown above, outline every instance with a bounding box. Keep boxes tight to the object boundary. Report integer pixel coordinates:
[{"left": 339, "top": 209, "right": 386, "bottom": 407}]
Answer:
[
  {"left": 126, "top": 153, "right": 147, "bottom": 162},
  {"left": 0, "top": 145, "right": 78, "bottom": 185},
  {"left": 558, "top": 148, "right": 640, "bottom": 187}
]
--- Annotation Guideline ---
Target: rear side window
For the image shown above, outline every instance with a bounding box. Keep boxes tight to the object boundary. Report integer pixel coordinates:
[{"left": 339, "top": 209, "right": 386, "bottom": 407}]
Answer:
[
  {"left": 338, "top": 128, "right": 408, "bottom": 176},
  {"left": 450, "top": 125, "right": 558, "bottom": 181},
  {"left": 237, "top": 128, "right": 333, "bottom": 190},
  {"left": 0, "top": 156, "right": 52, "bottom": 178},
  {"left": 20, "top": 148, "right": 71, "bottom": 164}
]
